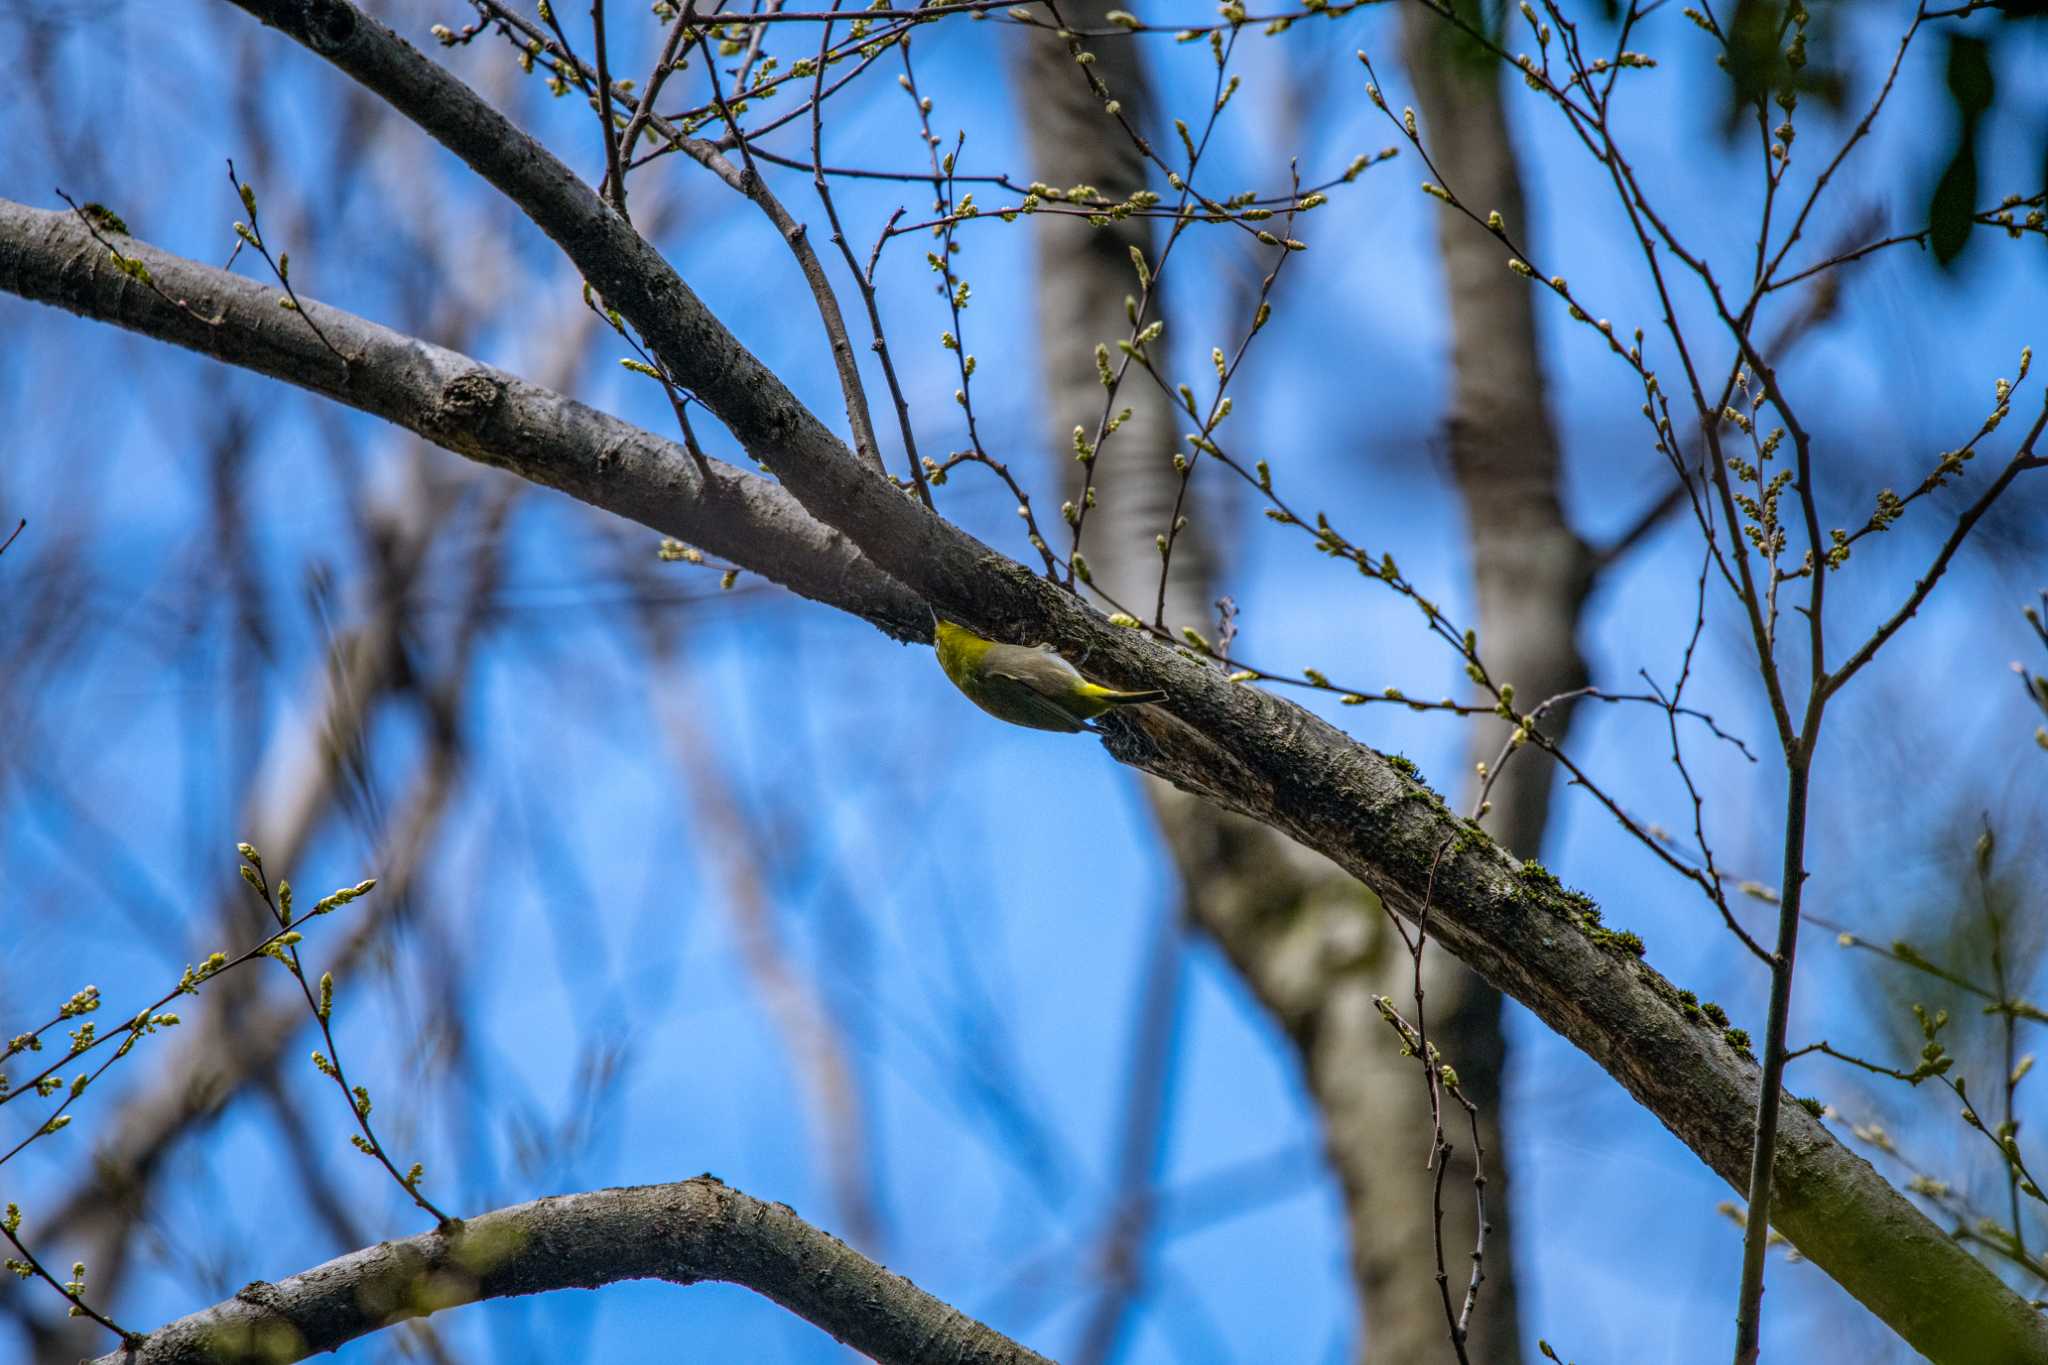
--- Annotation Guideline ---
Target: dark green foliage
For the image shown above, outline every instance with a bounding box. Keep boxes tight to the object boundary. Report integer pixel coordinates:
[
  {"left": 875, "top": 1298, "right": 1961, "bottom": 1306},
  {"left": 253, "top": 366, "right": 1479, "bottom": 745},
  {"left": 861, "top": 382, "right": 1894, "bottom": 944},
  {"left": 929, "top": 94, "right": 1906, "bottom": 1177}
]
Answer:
[{"left": 1928, "top": 35, "right": 1993, "bottom": 266}]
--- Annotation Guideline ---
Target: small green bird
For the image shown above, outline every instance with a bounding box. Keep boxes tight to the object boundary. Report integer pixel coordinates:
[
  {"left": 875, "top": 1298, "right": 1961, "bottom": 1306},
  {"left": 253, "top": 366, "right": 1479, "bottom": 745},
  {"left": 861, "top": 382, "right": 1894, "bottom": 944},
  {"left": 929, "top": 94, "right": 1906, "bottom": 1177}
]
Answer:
[{"left": 931, "top": 613, "right": 1167, "bottom": 733}]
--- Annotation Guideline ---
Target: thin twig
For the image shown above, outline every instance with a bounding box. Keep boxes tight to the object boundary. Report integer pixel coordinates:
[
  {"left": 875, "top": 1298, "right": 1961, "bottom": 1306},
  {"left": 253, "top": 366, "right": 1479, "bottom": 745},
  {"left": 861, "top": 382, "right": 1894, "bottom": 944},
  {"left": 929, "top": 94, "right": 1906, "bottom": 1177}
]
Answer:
[
  {"left": 683, "top": 20, "right": 888, "bottom": 475},
  {"left": 589, "top": 0, "right": 627, "bottom": 215},
  {"left": 806, "top": 6, "right": 929, "bottom": 506}
]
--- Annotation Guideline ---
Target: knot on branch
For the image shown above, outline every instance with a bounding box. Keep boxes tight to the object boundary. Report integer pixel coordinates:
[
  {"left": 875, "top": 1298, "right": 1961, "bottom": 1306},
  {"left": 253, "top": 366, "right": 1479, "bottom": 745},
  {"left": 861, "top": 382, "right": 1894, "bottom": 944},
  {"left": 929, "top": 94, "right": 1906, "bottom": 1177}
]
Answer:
[
  {"left": 302, "top": 0, "right": 358, "bottom": 52},
  {"left": 434, "top": 372, "right": 503, "bottom": 430}
]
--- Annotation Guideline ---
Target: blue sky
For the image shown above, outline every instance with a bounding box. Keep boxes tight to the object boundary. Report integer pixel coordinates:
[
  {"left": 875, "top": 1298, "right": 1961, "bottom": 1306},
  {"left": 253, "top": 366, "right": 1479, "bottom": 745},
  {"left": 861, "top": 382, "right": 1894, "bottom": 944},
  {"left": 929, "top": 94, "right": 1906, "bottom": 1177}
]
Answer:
[{"left": 3, "top": 2, "right": 2046, "bottom": 1362}]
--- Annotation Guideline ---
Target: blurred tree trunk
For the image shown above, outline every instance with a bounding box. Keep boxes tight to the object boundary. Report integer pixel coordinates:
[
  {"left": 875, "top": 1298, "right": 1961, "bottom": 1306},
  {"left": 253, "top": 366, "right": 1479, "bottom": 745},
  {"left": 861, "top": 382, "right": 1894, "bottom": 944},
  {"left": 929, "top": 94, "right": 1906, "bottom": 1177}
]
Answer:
[
  {"left": 1014, "top": 20, "right": 1202, "bottom": 1361},
  {"left": 1017, "top": 6, "right": 1589, "bottom": 1359},
  {"left": 1349, "top": 6, "right": 1601, "bottom": 1361}
]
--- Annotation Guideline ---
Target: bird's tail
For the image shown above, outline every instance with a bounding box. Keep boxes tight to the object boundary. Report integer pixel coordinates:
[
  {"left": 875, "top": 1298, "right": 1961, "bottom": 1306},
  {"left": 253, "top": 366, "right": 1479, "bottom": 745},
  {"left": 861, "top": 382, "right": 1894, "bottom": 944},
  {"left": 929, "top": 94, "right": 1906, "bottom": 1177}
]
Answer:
[{"left": 1101, "top": 688, "right": 1168, "bottom": 707}]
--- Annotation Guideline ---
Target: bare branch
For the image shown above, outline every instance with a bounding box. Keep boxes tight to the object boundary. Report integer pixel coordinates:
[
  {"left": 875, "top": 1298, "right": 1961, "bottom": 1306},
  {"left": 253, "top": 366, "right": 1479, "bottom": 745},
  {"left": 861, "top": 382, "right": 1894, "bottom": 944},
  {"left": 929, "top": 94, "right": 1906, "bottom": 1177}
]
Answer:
[
  {"left": 0, "top": 197, "right": 924, "bottom": 638},
  {"left": 1822, "top": 396, "right": 2048, "bottom": 702},
  {"left": 88, "top": 1177, "right": 1051, "bottom": 1365}
]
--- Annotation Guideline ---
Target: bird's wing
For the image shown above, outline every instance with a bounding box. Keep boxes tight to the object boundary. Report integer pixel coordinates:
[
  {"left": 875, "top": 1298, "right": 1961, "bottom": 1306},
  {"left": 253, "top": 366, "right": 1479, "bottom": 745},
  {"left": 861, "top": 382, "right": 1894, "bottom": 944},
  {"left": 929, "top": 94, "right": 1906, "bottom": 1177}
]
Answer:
[
  {"left": 980, "top": 649, "right": 1090, "bottom": 732},
  {"left": 983, "top": 642, "right": 1083, "bottom": 680},
  {"left": 993, "top": 683, "right": 1090, "bottom": 732}
]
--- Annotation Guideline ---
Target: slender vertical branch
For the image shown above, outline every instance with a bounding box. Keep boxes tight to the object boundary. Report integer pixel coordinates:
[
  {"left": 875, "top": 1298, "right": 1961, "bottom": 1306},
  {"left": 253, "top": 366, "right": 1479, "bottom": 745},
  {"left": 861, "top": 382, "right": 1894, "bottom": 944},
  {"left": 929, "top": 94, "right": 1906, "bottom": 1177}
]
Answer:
[
  {"left": 682, "top": 20, "right": 888, "bottom": 475},
  {"left": 807, "top": 8, "right": 931, "bottom": 506},
  {"left": 612, "top": 3, "right": 694, "bottom": 195},
  {"left": 1979, "top": 819, "right": 2026, "bottom": 1261},
  {"left": 590, "top": 0, "right": 627, "bottom": 215},
  {"left": 1732, "top": 745, "right": 1810, "bottom": 1365}
]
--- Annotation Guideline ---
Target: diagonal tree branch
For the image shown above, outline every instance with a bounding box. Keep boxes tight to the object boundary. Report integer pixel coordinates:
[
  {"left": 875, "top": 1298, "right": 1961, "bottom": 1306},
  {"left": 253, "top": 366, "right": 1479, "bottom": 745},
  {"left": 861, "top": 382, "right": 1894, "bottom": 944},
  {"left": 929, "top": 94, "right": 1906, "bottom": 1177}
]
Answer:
[
  {"left": 218, "top": 0, "right": 1002, "bottom": 622},
  {"left": 86, "top": 1176, "right": 1051, "bottom": 1365},
  {"left": 0, "top": 198, "right": 924, "bottom": 640},
  {"left": 7, "top": 180, "right": 2040, "bottom": 1365}
]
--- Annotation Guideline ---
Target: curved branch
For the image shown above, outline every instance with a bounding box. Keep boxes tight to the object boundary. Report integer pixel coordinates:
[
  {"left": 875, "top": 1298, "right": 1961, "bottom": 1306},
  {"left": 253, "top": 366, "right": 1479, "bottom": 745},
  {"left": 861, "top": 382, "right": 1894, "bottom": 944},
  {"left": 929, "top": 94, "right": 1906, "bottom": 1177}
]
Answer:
[{"left": 88, "top": 1176, "right": 1050, "bottom": 1364}]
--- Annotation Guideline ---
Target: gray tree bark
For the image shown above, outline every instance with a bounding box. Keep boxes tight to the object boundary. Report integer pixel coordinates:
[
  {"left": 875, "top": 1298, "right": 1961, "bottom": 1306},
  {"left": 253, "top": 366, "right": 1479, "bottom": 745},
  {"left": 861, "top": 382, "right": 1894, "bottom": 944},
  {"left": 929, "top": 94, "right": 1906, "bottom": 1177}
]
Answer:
[
  {"left": 1013, "top": 8, "right": 1554, "bottom": 1361},
  {"left": 1015, "top": 18, "right": 1214, "bottom": 1362},
  {"left": 1331, "top": 8, "right": 1608, "bottom": 1362},
  {"left": 88, "top": 1177, "right": 1048, "bottom": 1365},
  {"left": 9, "top": 174, "right": 2039, "bottom": 1365},
  {"left": 5, "top": 3, "right": 2046, "bottom": 1357}
]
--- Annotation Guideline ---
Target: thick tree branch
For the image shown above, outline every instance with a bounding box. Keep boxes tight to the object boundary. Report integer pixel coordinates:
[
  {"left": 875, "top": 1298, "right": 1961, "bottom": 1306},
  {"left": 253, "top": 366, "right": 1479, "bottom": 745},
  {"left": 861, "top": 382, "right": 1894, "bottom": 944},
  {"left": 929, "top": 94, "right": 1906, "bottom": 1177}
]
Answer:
[
  {"left": 87, "top": 1176, "right": 1050, "bottom": 1365},
  {"left": 219, "top": 0, "right": 1010, "bottom": 624},
  {"left": 8, "top": 178, "right": 2037, "bottom": 1365},
  {"left": 0, "top": 199, "right": 924, "bottom": 640},
  {"left": 7, "top": 1, "right": 2045, "bottom": 1354}
]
